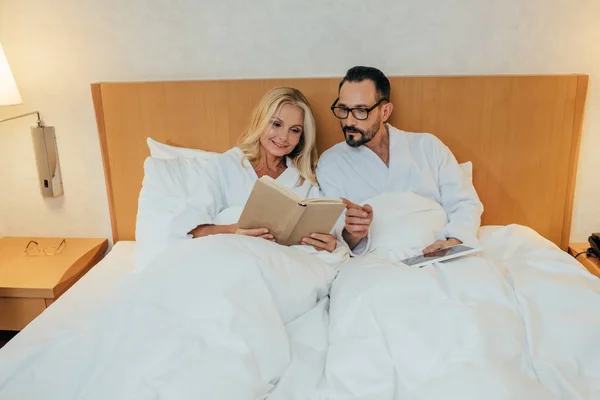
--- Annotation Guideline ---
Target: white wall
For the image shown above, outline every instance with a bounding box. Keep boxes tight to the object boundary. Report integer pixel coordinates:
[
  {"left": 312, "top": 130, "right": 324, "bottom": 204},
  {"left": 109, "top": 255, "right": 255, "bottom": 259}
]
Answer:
[{"left": 0, "top": 0, "right": 599, "bottom": 242}]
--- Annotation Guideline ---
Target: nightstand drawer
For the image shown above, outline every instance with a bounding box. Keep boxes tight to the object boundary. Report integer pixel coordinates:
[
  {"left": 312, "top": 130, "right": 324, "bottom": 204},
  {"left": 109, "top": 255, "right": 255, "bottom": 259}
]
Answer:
[{"left": 0, "top": 297, "right": 46, "bottom": 331}]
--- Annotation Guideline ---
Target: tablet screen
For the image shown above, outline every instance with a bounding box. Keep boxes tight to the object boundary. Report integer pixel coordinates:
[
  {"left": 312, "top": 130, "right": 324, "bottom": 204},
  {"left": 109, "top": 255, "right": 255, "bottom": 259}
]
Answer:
[{"left": 400, "top": 245, "right": 476, "bottom": 267}]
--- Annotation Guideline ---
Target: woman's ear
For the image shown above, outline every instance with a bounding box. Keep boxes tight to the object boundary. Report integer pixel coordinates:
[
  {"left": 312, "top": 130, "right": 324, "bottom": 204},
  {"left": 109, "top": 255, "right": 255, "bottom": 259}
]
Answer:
[{"left": 382, "top": 102, "right": 394, "bottom": 123}]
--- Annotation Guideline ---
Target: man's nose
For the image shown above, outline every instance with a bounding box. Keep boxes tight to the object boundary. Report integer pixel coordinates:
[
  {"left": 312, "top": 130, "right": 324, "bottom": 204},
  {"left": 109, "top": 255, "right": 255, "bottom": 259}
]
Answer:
[{"left": 344, "top": 112, "right": 358, "bottom": 125}]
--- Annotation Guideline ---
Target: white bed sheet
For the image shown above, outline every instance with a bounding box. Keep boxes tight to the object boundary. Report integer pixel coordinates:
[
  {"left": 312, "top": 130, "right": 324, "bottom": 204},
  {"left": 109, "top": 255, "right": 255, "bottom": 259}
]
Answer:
[
  {"left": 2, "top": 224, "right": 599, "bottom": 399},
  {"left": 314, "top": 225, "right": 600, "bottom": 400},
  {"left": 0, "top": 241, "right": 136, "bottom": 363},
  {"left": 0, "top": 235, "right": 338, "bottom": 399}
]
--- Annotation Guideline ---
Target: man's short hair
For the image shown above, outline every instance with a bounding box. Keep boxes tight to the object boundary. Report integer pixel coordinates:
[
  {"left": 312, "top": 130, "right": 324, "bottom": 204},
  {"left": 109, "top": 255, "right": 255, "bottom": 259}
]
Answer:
[{"left": 339, "top": 66, "right": 391, "bottom": 101}]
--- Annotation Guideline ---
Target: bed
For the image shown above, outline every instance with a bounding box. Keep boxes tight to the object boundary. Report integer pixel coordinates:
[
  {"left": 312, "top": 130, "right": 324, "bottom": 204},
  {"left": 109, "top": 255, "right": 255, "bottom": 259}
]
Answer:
[
  {"left": 0, "top": 242, "right": 136, "bottom": 357},
  {"left": 0, "top": 74, "right": 598, "bottom": 400}
]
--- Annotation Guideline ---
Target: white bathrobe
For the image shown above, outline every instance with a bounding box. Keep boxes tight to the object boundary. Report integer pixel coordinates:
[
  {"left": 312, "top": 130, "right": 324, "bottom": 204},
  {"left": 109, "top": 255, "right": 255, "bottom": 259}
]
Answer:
[
  {"left": 316, "top": 124, "right": 484, "bottom": 247},
  {"left": 183, "top": 147, "right": 321, "bottom": 227},
  {"left": 175, "top": 147, "right": 354, "bottom": 258}
]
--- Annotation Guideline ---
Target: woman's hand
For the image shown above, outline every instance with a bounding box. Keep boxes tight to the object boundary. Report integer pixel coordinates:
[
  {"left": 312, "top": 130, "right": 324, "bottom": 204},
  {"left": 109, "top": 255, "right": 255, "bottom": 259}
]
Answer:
[
  {"left": 301, "top": 233, "right": 337, "bottom": 253},
  {"left": 231, "top": 224, "right": 276, "bottom": 242}
]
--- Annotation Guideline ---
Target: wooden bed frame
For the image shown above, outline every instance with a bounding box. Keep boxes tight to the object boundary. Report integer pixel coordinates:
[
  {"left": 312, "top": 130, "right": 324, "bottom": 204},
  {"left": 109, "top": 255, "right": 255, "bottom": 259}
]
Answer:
[{"left": 91, "top": 75, "right": 588, "bottom": 249}]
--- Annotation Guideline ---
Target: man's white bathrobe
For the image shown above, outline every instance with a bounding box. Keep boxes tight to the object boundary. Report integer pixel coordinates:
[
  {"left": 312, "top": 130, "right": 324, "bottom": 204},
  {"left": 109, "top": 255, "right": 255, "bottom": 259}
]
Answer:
[{"left": 316, "top": 124, "right": 484, "bottom": 247}]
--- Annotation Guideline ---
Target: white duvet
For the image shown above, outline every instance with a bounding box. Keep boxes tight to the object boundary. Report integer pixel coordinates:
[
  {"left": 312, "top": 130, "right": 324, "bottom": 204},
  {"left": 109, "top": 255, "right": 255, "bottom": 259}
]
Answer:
[
  {"left": 1, "top": 193, "right": 599, "bottom": 400},
  {"left": 0, "top": 235, "right": 338, "bottom": 400},
  {"left": 315, "top": 225, "right": 600, "bottom": 399},
  {"left": 314, "top": 194, "right": 600, "bottom": 400}
]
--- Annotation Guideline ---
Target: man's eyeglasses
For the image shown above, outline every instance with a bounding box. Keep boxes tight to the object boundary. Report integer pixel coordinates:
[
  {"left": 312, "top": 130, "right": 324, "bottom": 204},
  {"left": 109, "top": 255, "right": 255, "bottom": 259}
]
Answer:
[
  {"left": 25, "top": 239, "right": 67, "bottom": 257},
  {"left": 330, "top": 97, "right": 388, "bottom": 121}
]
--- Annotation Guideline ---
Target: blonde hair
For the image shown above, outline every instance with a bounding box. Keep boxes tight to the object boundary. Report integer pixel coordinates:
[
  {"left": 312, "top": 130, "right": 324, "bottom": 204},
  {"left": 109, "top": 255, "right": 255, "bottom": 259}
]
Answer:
[{"left": 238, "top": 87, "right": 318, "bottom": 186}]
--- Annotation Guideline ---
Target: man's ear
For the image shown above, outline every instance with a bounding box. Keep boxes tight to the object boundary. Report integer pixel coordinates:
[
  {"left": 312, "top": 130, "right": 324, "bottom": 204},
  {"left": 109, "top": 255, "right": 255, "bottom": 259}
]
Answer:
[{"left": 381, "top": 102, "right": 394, "bottom": 123}]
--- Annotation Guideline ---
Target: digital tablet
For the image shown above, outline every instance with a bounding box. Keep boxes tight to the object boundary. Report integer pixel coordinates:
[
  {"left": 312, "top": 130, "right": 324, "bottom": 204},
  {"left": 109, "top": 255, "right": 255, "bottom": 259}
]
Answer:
[{"left": 399, "top": 244, "right": 481, "bottom": 268}]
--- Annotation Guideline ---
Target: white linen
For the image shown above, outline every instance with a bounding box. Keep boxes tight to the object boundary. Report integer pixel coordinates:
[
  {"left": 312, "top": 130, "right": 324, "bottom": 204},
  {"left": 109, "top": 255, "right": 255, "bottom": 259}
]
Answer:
[
  {"left": 0, "top": 241, "right": 135, "bottom": 370},
  {"left": 365, "top": 192, "right": 449, "bottom": 260},
  {"left": 0, "top": 235, "right": 338, "bottom": 400},
  {"left": 316, "top": 124, "right": 484, "bottom": 247},
  {"left": 137, "top": 137, "right": 219, "bottom": 271},
  {"left": 146, "top": 137, "right": 218, "bottom": 160},
  {"left": 135, "top": 156, "right": 208, "bottom": 270},
  {"left": 267, "top": 297, "right": 330, "bottom": 400},
  {"left": 2, "top": 192, "right": 599, "bottom": 400},
  {"left": 314, "top": 224, "right": 600, "bottom": 400},
  {"left": 459, "top": 160, "right": 473, "bottom": 182},
  {"left": 134, "top": 146, "right": 348, "bottom": 272}
]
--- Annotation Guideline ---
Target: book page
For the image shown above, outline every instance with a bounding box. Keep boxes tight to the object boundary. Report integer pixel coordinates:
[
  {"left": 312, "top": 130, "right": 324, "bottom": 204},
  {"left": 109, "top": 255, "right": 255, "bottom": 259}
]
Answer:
[
  {"left": 238, "top": 178, "right": 305, "bottom": 243},
  {"left": 302, "top": 198, "right": 344, "bottom": 205},
  {"left": 259, "top": 176, "right": 300, "bottom": 202},
  {"left": 285, "top": 202, "right": 346, "bottom": 246}
]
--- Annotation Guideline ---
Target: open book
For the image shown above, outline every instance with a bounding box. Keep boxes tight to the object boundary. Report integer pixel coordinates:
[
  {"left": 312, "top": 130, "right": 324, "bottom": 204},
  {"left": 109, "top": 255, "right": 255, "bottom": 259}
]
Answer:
[{"left": 237, "top": 176, "right": 346, "bottom": 246}]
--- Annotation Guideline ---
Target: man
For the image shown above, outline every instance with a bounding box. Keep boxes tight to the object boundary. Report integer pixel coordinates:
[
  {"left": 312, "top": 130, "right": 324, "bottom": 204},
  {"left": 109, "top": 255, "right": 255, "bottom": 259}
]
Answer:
[{"left": 319, "top": 66, "right": 484, "bottom": 254}]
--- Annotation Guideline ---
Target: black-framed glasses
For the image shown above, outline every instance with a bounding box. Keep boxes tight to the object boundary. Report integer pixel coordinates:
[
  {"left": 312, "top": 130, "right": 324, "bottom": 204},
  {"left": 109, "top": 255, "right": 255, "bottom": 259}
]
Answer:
[
  {"left": 25, "top": 239, "right": 67, "bottom": 257},
  {"left": 330, "top": 97, "right": 389, "bottom": 120}
]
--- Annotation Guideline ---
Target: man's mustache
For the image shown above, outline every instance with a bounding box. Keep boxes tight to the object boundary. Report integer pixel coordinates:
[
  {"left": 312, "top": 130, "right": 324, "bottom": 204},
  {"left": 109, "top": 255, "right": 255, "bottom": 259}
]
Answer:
[{"left": 343, "top": 126, "right": 365, "bottom": 135}]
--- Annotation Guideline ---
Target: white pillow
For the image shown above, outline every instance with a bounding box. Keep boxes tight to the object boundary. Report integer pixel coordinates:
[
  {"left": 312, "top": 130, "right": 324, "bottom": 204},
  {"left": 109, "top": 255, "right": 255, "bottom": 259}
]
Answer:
[
  {"left": 459, "top": 161, "right": 473, "bottom": 182},
  {"left": 365, "top": 192, "right": 449, "bottom": 260},
  {"left": 147, "top": 137, "right": 218, "bottom": 161},
  {"left": 134, "top": 156, "right": 207, "bottom": 271},
  {"left": 134, "top": 139, "right": 220, "bottom": 271}
]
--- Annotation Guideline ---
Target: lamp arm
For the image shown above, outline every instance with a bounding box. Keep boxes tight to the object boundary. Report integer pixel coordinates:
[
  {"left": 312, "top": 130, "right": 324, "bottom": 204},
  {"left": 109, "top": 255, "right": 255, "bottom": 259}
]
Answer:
[{"left": 0, "top": 111, "right": 43, "bottom": 127}]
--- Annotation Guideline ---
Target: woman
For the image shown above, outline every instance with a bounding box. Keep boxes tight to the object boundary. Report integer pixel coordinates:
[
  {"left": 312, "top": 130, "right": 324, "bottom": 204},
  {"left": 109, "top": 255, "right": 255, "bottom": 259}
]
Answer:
[{"left": 185, "top": 87, "right": 338, "bottom": 252}]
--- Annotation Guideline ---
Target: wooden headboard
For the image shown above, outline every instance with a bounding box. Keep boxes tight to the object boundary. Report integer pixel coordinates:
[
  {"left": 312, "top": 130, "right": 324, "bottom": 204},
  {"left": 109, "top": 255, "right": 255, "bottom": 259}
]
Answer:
[{"left": 91, "top": 75, "right": 588, "bottom": 249}]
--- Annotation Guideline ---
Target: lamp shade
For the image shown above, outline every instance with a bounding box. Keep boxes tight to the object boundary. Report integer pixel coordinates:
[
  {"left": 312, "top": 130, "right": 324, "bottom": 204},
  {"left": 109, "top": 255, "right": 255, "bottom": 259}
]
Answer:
[{"left": 0, "top": 44, "right": 23, "bottom": 106}]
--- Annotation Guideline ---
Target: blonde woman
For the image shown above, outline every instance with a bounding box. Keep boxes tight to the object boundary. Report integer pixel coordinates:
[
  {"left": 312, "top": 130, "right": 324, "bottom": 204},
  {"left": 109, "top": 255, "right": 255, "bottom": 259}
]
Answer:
[{"left": 184, "top": 87, "right": 338, "bottom": 252}]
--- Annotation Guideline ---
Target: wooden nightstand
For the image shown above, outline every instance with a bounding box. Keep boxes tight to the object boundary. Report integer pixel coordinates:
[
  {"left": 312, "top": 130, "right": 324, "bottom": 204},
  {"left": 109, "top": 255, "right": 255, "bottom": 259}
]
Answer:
[
  {"left": 568, "top": 243, "right": 600, "bottom": 279},
  {"left": 0, "top": 237, "right": 108, "bottom": 330}
]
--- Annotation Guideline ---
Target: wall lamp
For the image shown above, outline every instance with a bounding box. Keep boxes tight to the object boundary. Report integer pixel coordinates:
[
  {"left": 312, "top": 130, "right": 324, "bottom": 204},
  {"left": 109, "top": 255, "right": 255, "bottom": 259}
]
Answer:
[{"left": 0, "top": 43, "right": 63, "bottom": 197}]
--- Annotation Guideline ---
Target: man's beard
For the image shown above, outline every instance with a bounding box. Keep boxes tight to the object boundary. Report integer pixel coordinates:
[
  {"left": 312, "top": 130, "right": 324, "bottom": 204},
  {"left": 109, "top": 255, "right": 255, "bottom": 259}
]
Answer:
[{"left": 342, "top": 120, "right": 380, "bottom": 148}]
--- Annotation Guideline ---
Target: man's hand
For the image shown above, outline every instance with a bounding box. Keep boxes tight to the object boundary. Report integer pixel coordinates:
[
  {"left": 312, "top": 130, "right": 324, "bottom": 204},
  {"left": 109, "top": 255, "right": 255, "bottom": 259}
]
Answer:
[
  {"left": 422, "top": 238, "right": 462, "bottom": 254},
  {"left": 342, "top": 199, "right": 373, "bottom": 249},
  {"left": 301, "top": 233, "right": 337, "bottom": 253}
]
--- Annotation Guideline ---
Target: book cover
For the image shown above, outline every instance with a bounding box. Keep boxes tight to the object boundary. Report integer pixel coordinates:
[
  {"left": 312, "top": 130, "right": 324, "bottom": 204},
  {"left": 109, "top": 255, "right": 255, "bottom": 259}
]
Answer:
[{"left": 238, "top": 177, "right": 345, "bottom": 245}]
